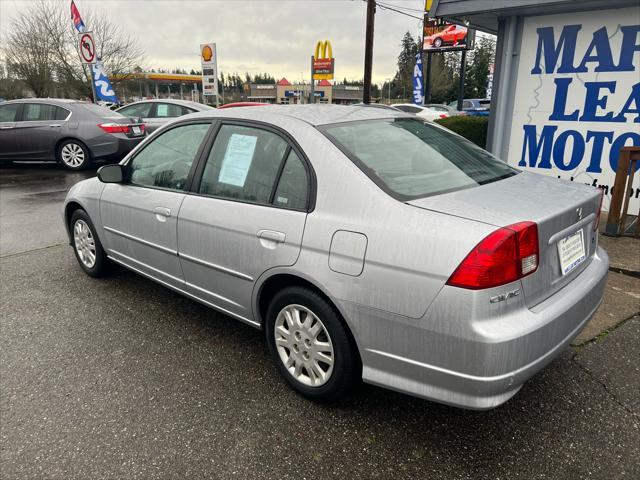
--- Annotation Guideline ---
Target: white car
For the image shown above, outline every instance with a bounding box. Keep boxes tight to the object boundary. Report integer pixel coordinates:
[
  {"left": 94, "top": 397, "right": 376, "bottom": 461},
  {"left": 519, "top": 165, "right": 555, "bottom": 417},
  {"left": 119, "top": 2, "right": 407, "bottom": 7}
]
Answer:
[{"left": 394, "top": 103, "right": 447, "bottom": 121}]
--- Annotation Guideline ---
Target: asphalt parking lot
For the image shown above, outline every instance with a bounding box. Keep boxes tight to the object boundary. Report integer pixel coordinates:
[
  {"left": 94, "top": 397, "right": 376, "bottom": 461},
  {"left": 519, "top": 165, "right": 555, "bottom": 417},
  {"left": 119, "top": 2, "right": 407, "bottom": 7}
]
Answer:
[{"left": 1, "top": 164, "right": 639, "bottom": 479}]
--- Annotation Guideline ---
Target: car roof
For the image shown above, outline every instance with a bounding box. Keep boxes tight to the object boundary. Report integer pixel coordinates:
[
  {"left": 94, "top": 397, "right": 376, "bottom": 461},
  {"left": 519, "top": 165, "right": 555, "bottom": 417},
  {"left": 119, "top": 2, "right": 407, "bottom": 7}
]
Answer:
[
  {"left": 118, "top": 99, "right": 213, "bottom": 110},
  {"left": 2, "top": 98, "right": 84, "bottom": 105},
  {"left": 185, "top": 104, "right": 411, "bottom": 126}
]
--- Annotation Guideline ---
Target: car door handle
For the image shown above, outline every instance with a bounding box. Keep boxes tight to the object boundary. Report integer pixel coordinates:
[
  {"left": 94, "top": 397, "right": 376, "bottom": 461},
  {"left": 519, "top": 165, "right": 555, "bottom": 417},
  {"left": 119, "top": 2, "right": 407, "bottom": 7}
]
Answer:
[
  {"left": 153, "top": 206, "right": 171, "bottom": 222},
  {"left": 49, "top": 124, "right": 62, "bottom": 128},
  {"left": 257, "top": 229, "right": 286, "bottom": 243}
]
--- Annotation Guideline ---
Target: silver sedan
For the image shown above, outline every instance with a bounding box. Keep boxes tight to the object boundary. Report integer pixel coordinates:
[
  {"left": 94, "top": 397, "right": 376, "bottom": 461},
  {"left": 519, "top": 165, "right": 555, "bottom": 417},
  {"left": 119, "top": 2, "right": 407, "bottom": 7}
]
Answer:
[
  {"left": 115, "top": 99, "right": 214, "bottom": 134},
  {"left": 63, "top": 105, "right": 608, "bottom": 409}
]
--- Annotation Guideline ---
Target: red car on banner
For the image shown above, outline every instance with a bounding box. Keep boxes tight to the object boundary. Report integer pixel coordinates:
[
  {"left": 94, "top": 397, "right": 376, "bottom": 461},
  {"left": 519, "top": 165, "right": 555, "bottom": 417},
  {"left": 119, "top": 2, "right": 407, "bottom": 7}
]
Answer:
[{"left": 423, "top": 19, "right": 474, "bottom": 52}]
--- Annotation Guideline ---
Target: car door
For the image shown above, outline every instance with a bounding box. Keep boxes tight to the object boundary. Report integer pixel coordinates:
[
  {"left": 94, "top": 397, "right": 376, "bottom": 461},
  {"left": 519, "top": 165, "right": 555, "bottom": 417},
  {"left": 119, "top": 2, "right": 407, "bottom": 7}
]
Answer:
[
  {"left": 117, "top": 102, "right": 154, "bottom": 131},
  {"left": 177, "top": 122, "right": 312, "bottom": 323},
  {"left": 13, "top": 103, "right": 71, "bottom": 159},
  {"left": 0, "top": 103, "right": 20, "bottom": 159},
  {"left": 147, "top": 103, "right": 189, "bottom": 133},
  {"left": 100, "top": 121, "right": 212, "bottom": 290}
]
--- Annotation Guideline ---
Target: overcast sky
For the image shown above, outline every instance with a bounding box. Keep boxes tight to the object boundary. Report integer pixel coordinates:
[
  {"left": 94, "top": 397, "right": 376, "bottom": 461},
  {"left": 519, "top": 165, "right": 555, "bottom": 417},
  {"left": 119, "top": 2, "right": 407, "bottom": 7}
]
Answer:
[{"left": 0, "top": 0, "right": 428, "bottom": 84}]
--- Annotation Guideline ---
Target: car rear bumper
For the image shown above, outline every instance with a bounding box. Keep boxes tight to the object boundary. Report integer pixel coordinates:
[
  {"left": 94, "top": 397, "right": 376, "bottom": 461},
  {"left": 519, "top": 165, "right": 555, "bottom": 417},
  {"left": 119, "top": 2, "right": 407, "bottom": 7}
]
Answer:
[
  {"left": 88, "top": 135, "right": 144, "bottom": 162},
  {"left": 354, "top": 247, "right": 609, "bottom": 410}
]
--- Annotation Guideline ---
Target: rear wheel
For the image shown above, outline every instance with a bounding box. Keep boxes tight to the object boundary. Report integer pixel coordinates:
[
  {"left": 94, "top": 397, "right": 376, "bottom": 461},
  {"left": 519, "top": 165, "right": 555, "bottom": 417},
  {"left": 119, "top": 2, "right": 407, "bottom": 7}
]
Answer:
[
  {"left": 265, "top": 286, "right": 360, "bottom": 402},
  {"left": 434, "top": 37, "right": 443, "bottom": 48},
  {"left": 58, "top": 140, "right": 90, "bottom": 170},
  {"left": 70, "top": 209, "right": 110, "bottom": 277}
]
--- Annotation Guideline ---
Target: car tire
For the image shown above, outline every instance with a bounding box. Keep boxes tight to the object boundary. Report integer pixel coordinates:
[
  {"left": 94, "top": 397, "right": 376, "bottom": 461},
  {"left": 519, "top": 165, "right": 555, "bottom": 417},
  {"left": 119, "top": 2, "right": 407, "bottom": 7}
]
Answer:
[
  {"left": 434, "top": 38, "right": 443, "bottom": 48},
  {"left": 57, "top": 139, "right": 91, "bottom": 170},
  {"left": 70, "top": 209, "right": 111, "bottom": 277},
  {"left": 265, "top": 286, "right": 360, "bottom": 402}
]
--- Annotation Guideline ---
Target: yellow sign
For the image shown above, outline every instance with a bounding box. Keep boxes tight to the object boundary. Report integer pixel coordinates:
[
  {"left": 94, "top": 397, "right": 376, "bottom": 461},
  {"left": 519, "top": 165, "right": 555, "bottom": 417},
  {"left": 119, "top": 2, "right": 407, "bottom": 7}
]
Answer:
[
  {"left": 201, "top": 44, "right": 213, "bottom": 63},
  {"left": 425, "top": 0, "right": 433, "bottom": 12},
  {"left": 313, "top": 40, "right": 334, "bottom": 81}
]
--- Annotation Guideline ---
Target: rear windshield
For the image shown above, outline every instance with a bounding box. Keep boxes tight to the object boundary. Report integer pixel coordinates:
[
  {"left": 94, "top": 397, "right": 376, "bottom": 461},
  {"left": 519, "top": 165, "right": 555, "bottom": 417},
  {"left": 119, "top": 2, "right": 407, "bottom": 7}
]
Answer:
[
  {"left": 80, "top": 102, "right": 126, "bottom": 120},
  {"left": 322, "top": 118, "right": 517, "bottom": 200}
]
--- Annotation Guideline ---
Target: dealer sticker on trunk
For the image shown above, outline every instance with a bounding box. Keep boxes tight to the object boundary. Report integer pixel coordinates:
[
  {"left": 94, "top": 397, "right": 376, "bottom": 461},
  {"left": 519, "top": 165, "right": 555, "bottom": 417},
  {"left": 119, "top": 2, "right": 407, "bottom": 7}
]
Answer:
[{"left": 557, "top": 230, "right": 586, "bottom": 276}]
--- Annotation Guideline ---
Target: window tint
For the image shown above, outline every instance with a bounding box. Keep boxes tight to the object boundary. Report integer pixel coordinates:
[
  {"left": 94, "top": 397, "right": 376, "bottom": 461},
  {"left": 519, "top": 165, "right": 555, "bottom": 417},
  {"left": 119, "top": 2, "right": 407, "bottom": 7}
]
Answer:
[
  {"left": 119, "top": 103, "right": 152, "bottom": 118},
  {"left": 324, "top": 118, "right": 517, "bottom": 200},
  {"left": 21, "top": 103, "right": 69, "bottom": 121},
  {"left": 0, "top": 104, "right": 19, "bottom": 122},
  {"left": 128, "top": 123, "right": 210, "bottom": 190},
  {"left": 273, "top": 150, "right": 309, "bottom": 210},
  {"left": 155, "top": 103, "right": 186, "bottom": 118},
  {"left": 462, "top": 100, "right": 473, "bottom": 109},
  {"left": 199, "top": 125, "right": 288, "bottom": 204}
]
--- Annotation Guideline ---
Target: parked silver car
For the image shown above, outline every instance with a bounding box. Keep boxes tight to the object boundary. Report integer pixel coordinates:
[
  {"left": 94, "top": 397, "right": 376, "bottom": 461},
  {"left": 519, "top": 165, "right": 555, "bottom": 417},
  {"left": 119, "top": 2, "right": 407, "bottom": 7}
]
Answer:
[
  {"left": 0, "top": 98, "right": 146, "bottom": 170},
  {"left": 116, "top": 99, "right": 214, "bottom": 134},
  {"left": 63, "top": 105, "right": 608, "bottom": 409}
]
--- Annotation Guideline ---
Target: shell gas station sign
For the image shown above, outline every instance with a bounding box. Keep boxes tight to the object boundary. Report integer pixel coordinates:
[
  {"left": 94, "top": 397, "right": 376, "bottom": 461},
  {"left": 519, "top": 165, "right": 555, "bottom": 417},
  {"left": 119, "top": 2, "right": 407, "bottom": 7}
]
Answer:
[{"left": 313, "top": 40, "right": 335, "bottom": 80}]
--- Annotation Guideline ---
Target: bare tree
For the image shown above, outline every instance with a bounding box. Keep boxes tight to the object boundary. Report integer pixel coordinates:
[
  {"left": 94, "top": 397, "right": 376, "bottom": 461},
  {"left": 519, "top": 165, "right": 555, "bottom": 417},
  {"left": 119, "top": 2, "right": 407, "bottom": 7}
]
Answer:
[{"left": 1, "top": 0, "right": 143, "bottom": 99}]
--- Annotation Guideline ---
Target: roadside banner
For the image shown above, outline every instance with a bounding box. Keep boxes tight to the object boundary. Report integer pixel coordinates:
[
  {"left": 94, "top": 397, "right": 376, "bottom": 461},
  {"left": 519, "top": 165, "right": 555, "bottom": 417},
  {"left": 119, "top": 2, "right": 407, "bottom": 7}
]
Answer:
[
  {"left": 92, "top": 59, "right": 119, "bottom": 103},
  {"left": 412, "top": 53, "right": 424, "bottom": 105}
]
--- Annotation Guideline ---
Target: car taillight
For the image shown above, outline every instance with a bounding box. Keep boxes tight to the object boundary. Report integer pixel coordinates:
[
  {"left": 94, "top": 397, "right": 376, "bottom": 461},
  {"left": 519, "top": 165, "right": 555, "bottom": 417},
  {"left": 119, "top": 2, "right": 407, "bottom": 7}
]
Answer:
[
  {"left": 98, "top": 123, "right": 131, "bottom": 134},
  {"left": 594, "top": 188, "right": 604, "bottom": 231},
  {"left": 439, "top": 114, "right": 447, "bottom": 119},
  {"left": 446, "top": 222, "right": 539, "bottom": 290}
]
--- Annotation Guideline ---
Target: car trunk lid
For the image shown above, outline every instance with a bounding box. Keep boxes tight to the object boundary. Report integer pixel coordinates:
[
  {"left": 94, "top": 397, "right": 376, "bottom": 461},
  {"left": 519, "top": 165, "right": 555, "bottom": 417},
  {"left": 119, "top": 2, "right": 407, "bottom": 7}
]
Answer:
[{"left": 407, "top": 172, "right": 602, "bottom": 308}]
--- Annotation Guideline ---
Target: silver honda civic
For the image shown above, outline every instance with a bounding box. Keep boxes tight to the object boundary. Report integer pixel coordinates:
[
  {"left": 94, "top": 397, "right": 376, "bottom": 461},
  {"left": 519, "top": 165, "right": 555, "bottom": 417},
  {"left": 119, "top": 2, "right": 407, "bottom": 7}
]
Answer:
[{"left": 63, "top": 105, "right": 608, "bottom": 409}]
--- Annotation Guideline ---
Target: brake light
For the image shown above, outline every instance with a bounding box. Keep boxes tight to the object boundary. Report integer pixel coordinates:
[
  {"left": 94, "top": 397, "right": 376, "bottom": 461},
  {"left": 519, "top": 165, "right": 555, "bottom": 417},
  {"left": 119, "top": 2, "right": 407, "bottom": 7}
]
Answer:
[
  {"left": 98, "top": 123, "right": 130, "bottom": 134},
  {"left": 447, "top": 222, "right": 539, "bottom": 290},
  {"left": 98, "top": 123, "right": 144, "bottom": 134},
  {"left": 594, "top": 188, "right": 604, "bottom": 231},
  {"left": 439, "top": 114, "right": 447, "bottom": 119}
]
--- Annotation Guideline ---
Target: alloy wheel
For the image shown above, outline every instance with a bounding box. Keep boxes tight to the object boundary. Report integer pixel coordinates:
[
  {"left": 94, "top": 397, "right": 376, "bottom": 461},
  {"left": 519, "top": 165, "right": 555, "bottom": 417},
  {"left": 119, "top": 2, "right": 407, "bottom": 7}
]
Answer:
[
  {"left": 73, "top": 219, "right": 96, "bottom": 268},
  {"left": 61, "top": 143, "right": 85, "bottom": 168},
  {"left": 274, "top": 304, "right": 334, "bottom": 387}
]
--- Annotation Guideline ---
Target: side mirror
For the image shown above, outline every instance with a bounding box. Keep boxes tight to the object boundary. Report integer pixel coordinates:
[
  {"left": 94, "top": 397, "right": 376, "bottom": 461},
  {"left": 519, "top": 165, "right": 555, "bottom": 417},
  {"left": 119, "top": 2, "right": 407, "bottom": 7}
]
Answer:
[{"left": 97, "top": 164, "right": 124, "bottom": 183}]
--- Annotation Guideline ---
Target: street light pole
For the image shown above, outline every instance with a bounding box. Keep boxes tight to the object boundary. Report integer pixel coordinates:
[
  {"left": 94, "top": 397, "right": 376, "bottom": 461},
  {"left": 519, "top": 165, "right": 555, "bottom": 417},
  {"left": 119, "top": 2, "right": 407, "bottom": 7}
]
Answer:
[{"left": 363, "top": 0, "right": 376, "bottom": 104}]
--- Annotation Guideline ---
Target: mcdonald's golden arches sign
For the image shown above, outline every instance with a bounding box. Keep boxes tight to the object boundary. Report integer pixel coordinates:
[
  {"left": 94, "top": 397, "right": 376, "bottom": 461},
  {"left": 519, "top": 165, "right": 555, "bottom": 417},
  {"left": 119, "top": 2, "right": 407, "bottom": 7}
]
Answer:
[{"left": 313, "top": 40, "right": 334, "bottom": 80}]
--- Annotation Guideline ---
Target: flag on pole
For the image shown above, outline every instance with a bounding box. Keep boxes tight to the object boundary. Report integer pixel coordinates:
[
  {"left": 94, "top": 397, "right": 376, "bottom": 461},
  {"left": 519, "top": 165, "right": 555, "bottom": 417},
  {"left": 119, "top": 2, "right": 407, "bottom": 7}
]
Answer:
[
  {"left": 71, "top": 0, "right": 86, "bottom": 33},
  {"left": 412, "top": 53, "right": 424, "bottom": 105},
  {"left": 92, "top": 60, "right": 119, "bottom": 103}
]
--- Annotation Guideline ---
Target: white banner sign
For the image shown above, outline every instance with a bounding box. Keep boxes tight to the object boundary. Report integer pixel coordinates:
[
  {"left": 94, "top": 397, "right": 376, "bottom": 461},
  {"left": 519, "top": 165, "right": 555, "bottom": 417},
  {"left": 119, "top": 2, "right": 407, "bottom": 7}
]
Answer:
[{"left": 506, "top": 7, "right": 640, "bottom": 212}]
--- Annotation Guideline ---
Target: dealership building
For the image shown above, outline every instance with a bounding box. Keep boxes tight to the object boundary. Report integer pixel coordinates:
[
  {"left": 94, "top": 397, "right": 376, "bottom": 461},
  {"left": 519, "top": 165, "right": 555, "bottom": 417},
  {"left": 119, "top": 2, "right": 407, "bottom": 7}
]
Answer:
[
  {"left": 429, "top": 0, "right": 639, "bottom": 212},
  {"left": 247, "top": 78, "right": 363, "bottom": 105}
]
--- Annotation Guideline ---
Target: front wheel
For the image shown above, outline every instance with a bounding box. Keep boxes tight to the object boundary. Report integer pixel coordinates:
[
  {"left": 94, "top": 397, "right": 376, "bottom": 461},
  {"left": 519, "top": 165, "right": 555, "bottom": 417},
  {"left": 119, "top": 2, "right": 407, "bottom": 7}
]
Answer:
[
  {"left": 265, "top": 286, "right": 360, "bottom": 402},
  {"left": 434, "top": 38, "right": 443, "bottom": 48},
  {"left": 70, "top": 209, "right": 110, "bottom": 277},
  {"left": 58, "top": 140, "right": 91, "bottom": 170}
]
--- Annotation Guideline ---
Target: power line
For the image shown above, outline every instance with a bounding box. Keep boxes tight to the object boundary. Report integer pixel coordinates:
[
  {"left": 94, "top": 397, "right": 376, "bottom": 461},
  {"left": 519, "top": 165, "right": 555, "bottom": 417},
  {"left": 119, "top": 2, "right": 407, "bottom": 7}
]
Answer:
[{"left": 360, "top": 0, "right": 424, "bottom": 21}]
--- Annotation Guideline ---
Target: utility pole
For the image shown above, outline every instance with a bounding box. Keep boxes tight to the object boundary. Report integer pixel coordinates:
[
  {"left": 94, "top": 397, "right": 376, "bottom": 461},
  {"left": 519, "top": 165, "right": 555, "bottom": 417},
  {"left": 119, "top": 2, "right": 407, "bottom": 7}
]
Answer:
[
  {"left": 363, "top": 0, "right": 376, "bottom": 104},
  {"left": 424, "top": 54, "right": 432, "bottom": 104},
  {"left": 310, "top": 55, "right": 315, "bottom": 104}
]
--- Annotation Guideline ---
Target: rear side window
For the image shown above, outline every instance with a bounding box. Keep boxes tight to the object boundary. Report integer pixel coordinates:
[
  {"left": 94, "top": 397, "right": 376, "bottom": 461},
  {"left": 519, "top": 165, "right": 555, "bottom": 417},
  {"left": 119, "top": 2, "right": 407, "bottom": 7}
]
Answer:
[
  {"left": 128, "top": 123, "right": 210, "bottom": 191},
  {"left": 118, "top": 103, "right": 152, "bottom": 118},
  {"left": 273, "top": 150, "right": 309, "bottom": 210},
  {"left": 0, "top": 104, "right": 19, "bottom": 122},
  {"left": 323, "top": 118, "right": 517, "bottom": 200},
  {"left": 199, "top": 125, "right": 289, "bottom": 205},
  {"left": 21, "top": 103, "right": 69, "bottom": 121},
  {"left": 155, "top": 103, "right": 185, "bottom": 118}
]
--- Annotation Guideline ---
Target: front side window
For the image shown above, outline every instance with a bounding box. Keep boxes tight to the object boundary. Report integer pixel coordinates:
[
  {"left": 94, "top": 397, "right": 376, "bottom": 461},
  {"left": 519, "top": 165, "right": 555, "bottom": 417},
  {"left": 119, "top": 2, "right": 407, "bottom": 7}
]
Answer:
[
  {"left": 0, "top": 104, "right": 19, "bottom": 122},
  {"left": 199, "top": 124, "right": 290, "bottom": 205},
  {"left": 323, "top": 118, "right": 517, "bottom": 200},
  {"left": 128, "top": 123, "right": 210, "bottom": 191},
  {"left": 118, "top": 103, "right": 152, "bottom": 118},
  {"left": 21, "top": 103, "right": 69, "bottom": 121}
]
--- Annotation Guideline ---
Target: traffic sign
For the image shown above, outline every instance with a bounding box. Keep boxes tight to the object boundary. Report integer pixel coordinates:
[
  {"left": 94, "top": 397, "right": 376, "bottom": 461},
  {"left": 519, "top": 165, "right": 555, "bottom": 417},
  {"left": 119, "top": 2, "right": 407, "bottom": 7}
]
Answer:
[{"left": 78, "top": 32, "right": 96, "bottom": 64}]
